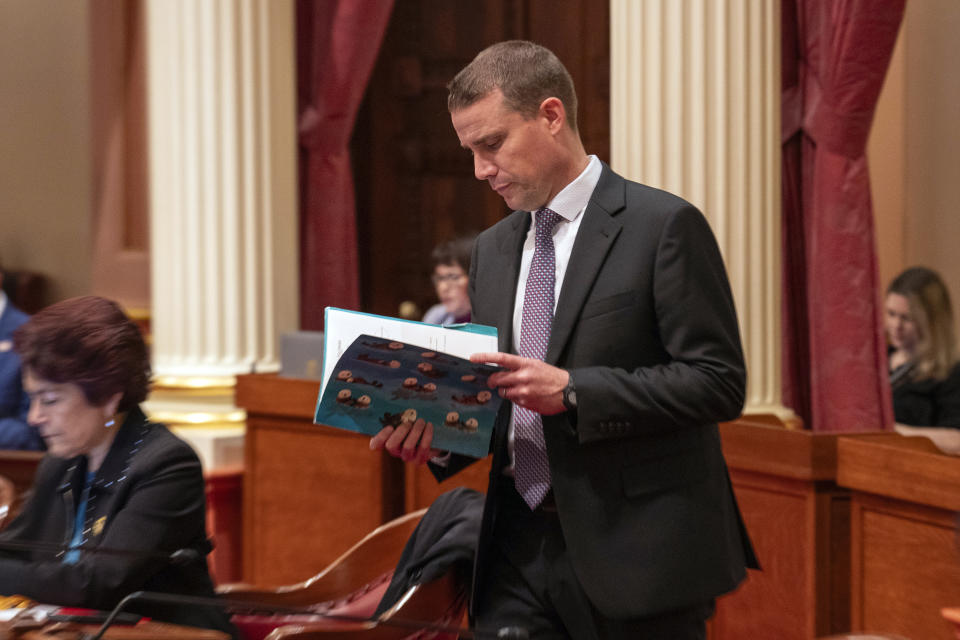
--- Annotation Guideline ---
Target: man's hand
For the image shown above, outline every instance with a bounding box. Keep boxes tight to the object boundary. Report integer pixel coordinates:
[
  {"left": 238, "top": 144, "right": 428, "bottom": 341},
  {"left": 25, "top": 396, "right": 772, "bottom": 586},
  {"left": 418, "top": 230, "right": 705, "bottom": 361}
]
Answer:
[
  {"left": 471, "top": 352, "right": 568, "bottom": 415},
  {"left": 369, "top": 418, "right": 442, "bottom": 465}
]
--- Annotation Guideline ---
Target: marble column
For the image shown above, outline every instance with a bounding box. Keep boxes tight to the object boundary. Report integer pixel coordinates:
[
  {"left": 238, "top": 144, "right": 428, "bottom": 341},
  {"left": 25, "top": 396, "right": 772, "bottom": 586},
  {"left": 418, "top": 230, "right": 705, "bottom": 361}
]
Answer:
[
  {"left": 610, "top": 0, "right": 794, "bottom": 422},
  {"left": 143, "top": 0, "right": 299, "bottom": 465}
]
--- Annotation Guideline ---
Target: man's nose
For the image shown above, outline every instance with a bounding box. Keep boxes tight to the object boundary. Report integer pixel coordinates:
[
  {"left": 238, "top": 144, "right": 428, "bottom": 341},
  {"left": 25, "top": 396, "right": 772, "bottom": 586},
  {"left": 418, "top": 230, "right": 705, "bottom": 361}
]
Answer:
[{"left": 474, "top": 155, "right": 496, "bottom": 181}]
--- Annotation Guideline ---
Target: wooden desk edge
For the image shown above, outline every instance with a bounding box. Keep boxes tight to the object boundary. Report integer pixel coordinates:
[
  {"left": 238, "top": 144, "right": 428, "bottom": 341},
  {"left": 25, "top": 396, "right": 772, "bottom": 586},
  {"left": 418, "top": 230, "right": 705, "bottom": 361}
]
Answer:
[
  {"left": 236, "top": 373, "right": 320, "bottom": 420},
  {"left": 836, "top": 434, "right": 960, "bottom": 512},
  {"left": 720, "top": 419, "right": 840, "bottom": 481}
]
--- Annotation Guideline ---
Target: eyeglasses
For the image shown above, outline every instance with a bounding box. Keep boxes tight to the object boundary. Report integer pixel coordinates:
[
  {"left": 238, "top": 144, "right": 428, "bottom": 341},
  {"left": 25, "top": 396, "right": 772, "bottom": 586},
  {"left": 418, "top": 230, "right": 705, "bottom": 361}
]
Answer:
[{"left": 431, "top": 273, "right": 467, "bottom": 285}]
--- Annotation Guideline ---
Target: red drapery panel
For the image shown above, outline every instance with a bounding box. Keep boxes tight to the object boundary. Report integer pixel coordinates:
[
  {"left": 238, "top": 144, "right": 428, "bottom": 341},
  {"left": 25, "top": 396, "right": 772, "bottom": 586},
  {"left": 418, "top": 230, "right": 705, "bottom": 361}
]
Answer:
[
  {"left": 297, "top": 0, "right": 393, "bottom": 330},
  {"left": 781, "top": 0, "right": 904, "bottom": 431}
]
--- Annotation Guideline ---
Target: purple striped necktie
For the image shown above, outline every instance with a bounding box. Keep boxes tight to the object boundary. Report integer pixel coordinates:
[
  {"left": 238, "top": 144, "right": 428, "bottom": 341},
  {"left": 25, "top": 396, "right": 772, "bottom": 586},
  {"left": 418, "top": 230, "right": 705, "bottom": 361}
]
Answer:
[{"left": 514, "top": 207, "right": 562, "bottom": 509}]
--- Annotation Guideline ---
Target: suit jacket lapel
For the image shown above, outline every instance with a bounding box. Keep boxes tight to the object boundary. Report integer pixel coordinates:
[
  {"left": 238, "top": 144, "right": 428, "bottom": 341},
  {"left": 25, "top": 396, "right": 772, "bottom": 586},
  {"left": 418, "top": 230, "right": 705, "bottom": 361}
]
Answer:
[
  {"left": 492, "top": 210, "right": 531, "bottom": 353},
  {"left": 546, "top": 165, "right": 625, "bottom": 365}
]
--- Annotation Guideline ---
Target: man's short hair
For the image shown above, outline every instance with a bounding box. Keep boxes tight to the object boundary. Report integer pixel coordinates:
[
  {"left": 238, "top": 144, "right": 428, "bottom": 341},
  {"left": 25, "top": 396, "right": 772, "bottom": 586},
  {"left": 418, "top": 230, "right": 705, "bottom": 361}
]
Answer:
[{"left": 447, "top": 40, "right": 578, "bottom": 131}]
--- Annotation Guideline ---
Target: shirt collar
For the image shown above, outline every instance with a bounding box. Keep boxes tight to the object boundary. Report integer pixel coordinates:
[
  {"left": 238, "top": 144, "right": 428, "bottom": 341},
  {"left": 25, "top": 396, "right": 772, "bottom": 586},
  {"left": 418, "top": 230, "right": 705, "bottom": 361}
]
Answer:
[{"left": 535, "top": 155, "right": 602, "bottom": 223}]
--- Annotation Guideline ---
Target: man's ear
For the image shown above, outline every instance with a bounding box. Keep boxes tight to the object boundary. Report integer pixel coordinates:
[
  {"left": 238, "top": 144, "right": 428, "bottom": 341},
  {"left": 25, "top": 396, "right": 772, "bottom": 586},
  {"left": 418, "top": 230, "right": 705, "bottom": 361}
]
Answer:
[{"left": 539, "top": 97, "right": 567, "bottom": 134}]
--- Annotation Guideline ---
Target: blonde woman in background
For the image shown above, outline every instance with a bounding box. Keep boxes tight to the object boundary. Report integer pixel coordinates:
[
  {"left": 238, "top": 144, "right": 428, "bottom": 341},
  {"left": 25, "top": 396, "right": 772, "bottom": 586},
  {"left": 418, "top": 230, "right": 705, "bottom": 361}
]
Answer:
[{"left": 885, "top": 267, "right": 960, "bottom": 453}]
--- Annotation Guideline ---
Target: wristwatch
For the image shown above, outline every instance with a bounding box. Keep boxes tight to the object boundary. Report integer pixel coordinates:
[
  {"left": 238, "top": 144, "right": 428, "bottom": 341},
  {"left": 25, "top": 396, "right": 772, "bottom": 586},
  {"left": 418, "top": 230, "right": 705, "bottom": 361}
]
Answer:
[{"left": 562, "top": 372, "right": 577, "bottom": 411}]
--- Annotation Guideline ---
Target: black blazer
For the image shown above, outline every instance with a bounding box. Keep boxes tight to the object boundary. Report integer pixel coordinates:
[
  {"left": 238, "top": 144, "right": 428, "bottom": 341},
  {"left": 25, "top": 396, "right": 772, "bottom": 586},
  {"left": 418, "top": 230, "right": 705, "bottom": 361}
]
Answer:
[
  {"left": 0, "top": 407, "right": 234, "bottom": 634},
  {"left": 892, "top": 360, "right": 960, "bottom": 428},
  {"left": 441, "top": 163, "right": 757, "bottom": 619}
]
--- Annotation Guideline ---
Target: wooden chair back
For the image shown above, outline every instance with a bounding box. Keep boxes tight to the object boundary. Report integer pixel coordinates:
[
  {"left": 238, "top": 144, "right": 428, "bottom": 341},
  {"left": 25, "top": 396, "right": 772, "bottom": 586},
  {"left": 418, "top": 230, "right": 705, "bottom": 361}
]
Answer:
[
  {"left": 220, "top": 508, "right": 469, "bottom": 640},
  {"left": 264, "top": 570, "right": 466, "bottom": 640},
  {"left": 0, "top": 474, "right": 14, "bottom": 530},
  {"left": 219, "top": 508, "right": 427, "bottom": 608},
  {"left": 0, "top": 450, "right": 43, "bottom": 522}
]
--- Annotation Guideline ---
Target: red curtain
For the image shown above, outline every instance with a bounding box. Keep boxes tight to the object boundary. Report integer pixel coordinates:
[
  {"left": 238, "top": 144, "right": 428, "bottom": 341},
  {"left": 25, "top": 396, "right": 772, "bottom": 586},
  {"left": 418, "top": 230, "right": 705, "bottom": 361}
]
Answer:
[
  {"left": 297, "top": 0, "right": 393, "bottom": 330},
  {"left": 781, "top": 0, "right": 904, "bottom": 431}
]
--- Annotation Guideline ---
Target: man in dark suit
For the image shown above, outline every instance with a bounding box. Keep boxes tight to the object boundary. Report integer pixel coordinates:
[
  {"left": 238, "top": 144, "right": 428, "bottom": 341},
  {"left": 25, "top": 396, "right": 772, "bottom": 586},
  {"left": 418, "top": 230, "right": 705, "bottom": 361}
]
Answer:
[
  {"left": 372, "top": 41, "right": 756, "bottom": 639},
  {"left": 0, "top": 263, "right": 42, "bottom": 450}
]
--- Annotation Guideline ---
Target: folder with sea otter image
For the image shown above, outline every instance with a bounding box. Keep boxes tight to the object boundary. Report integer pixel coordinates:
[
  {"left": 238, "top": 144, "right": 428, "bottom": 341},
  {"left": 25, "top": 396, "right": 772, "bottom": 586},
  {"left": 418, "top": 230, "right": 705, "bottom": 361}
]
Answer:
[{"left": 314, "top": 307, "right": 503, "bottom": 458}]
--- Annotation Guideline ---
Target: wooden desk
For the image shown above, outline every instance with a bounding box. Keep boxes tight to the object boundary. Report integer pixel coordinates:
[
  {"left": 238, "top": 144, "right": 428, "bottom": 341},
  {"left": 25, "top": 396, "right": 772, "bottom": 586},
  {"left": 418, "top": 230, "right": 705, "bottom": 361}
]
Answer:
[
  {"left": 710, "top": 418, "right": 862, "bottom": 640},
  {"left": 837, "top": 434, "right": 960, "bottom": 639},
  {"left": 4, "top": 619, "right": 227, "bottom": 640},
  {"left": 404, "top": 460, "right": 491, "bottom": 513},
  {"left": 237, "top": 374, "right": 406, "bottom": 586}
]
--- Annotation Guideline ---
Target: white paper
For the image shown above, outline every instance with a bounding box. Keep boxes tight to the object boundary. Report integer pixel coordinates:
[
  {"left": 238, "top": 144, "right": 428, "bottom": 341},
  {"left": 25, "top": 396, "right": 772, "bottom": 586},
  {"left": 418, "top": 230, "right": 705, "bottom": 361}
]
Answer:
[{"left": 319, "top": 308, "right": 498, "bottom": 400}]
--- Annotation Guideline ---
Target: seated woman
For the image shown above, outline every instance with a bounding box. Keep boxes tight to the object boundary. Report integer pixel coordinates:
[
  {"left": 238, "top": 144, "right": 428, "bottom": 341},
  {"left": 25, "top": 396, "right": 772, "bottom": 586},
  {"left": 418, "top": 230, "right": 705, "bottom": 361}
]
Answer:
[
  {"left": 885, "top": 267, "right": 960, "bottom": 453},
  {"left": 0, "top": 296, "right": 234, "bottom": 634},
  {"left": 422, "top": 235, "right": 474, "bottom": 326}
]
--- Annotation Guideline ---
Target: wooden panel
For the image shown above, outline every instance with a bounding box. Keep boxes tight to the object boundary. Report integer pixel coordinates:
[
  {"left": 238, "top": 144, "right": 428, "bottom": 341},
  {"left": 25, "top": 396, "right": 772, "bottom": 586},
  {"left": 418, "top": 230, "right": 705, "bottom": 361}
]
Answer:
[
  {"left": 236, "top": 373, "right": 321, "bottom": 421},
  {"left": 719, "top": 418, "right": 860, "bottom": 481},
  {"left": 526, "top": 0, "right": 610, "bottom": 161},
  {"left": 839, "top": 434, "right": 960, "bottom": 638},
  {"left": 838, "top": 433, "right": 960, "bottom": 512},
  {"left": 850, "top": 493, "right": 960, "bottom": 639},
  {"left": 708, "top": 418, "right": 873, "bottom": 640},
  {"left": 242, "top": 417, "right": 400, "bottom": 585},
  {"left": 713, "top": 472, "right": 813, "bottom": 640},
  {"left": 710, "top": 469, "right": 848, "bottom": 640},
  {"left": 238, "top": 374, "right": 405, "bottom": 586},
  {"left": 404, "top": 456, "right": 492, "bottom": 512},
  {"left": 826, "top": 492, "right": 853, "bottom": 634},
  {"left": 89, "top": 0, "right": 150, "bottom": 308}
]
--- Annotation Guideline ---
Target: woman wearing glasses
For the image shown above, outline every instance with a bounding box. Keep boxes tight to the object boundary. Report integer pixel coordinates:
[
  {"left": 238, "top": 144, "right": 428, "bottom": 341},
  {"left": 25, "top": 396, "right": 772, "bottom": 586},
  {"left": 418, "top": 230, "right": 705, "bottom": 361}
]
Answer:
[{"left": 423, "top": 235, "right": 475, "bottom": 326}]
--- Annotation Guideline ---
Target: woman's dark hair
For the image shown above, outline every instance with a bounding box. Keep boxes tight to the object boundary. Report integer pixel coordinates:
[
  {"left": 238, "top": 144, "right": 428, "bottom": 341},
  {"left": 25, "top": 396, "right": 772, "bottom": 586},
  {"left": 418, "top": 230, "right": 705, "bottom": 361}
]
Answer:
[
  {"left": 431, "top": 234, "right": 476, "bottom": 273},
  {"left": 13, "top": 296, "right": 151, "bottom": 410}
]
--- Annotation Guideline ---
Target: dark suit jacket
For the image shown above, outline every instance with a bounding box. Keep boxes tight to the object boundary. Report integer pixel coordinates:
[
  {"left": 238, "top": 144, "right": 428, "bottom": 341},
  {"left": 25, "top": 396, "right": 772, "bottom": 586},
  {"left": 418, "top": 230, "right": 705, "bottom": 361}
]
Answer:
[
  {"left": 441, "top": 163, "right": 756, "bottom": 620},
  {"left": 0, "top": 301, "right": 42, "bottom": 450},
  {"left": 0, "top": 407, "right": 233, "bottom": 635}
]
